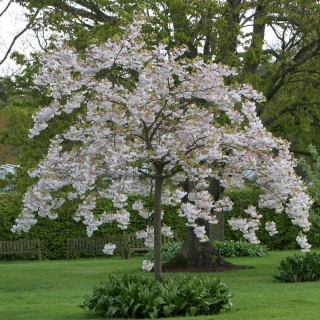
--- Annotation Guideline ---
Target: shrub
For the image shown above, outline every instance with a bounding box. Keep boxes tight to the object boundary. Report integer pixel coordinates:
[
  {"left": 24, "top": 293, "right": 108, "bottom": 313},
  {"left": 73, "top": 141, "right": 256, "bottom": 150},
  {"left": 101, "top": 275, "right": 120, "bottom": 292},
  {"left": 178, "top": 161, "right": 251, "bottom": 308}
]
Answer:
[
  {"left": 212, "top": 240, "right": 269, "bottom": 257},
  {"left": 273, "top": 252, "right": 320, "bottom": 283},
  {"left": 144, "top": 240, "right": 268, "bottom": 261},
  {"left": 144, "top": 241, "right": 183, "bottom": 261},
  {"left": 307, "top": 210, "right": 320, "bottom": 248},
  {"left": 81, "top": 274, "right": 233, "bottom": 318}
]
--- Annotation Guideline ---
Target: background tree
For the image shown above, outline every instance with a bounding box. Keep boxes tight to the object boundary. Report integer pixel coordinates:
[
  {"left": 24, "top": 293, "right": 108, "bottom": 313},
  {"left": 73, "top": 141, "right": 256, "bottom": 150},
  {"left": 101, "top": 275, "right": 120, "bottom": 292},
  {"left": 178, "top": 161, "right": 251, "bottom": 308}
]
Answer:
[
  {"left": 1, "top": 0, "right": 318, "bottom": 158},
  {"left": 12, "top": 22, "right": 312, "bottom": 281}
]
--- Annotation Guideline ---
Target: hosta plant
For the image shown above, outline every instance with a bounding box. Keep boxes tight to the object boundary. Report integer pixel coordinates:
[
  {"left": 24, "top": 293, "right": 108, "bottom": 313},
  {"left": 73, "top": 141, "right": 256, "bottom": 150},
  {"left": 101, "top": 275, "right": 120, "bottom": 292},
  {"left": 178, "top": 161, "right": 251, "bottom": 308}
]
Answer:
[
  {"left": 80, "top": 274, "right": 232, "bottom": 318},
  {"left": 273, "top": 252, "right": 320, "bottom": 282}
]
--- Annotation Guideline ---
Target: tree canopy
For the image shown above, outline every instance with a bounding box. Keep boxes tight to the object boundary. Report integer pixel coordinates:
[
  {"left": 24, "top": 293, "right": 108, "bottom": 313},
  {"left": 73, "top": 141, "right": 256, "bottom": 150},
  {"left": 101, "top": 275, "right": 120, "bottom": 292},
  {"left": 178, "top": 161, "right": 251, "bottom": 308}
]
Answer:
[{"left": 11, "top": 21, "right": 312, "bottom": 281}]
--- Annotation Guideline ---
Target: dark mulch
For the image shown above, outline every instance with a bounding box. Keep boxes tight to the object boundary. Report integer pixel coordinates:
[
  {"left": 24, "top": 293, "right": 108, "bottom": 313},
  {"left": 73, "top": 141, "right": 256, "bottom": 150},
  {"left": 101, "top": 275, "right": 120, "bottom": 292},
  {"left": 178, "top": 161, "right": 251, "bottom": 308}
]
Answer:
[{"left": 163, "top": 264, "right": 252, "bottom": 273}]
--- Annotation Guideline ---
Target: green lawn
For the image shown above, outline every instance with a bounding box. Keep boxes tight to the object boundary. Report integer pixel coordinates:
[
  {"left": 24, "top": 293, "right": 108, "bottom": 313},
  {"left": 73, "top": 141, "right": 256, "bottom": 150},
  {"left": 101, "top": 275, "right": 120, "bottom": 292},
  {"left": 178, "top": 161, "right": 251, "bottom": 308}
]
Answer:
[{"left": 0, "top": 250, "right": 320, "bottom": 320}]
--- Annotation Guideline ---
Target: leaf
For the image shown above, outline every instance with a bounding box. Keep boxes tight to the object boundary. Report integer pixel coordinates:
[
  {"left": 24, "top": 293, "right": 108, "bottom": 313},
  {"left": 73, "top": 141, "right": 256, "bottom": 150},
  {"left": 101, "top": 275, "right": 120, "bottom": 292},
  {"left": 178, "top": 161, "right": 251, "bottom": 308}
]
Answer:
[{"left": 152, "top": 296, "right": 165, "bottom": 306}]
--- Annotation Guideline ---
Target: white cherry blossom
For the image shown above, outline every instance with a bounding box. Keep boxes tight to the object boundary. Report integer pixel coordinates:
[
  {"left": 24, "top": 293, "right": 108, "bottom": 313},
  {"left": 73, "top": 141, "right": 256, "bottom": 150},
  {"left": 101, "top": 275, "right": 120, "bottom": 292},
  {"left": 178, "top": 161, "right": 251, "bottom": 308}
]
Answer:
[
  {"left": 265, "top": 221, "right": 278, "bottom": 236},
  {"left": 12, "top": 20, "right": 313, "bottom": 275},
  {"left": 103, "top": 243, "right": 116, "bottom": 255},
  {"left": 296, "top": 233, "right": 312, "bottom": 252},
  {"left": 142, "top": 260, "right": 154, "bottom": 272}
]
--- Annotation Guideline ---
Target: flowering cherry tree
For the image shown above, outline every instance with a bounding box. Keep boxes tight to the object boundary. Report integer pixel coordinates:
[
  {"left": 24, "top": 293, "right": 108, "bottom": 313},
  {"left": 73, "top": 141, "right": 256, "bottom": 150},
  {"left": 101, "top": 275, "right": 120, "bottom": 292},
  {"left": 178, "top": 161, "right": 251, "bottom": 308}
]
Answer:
[{"left": 12, "top": 21, "right": 312, "bottom": 281}]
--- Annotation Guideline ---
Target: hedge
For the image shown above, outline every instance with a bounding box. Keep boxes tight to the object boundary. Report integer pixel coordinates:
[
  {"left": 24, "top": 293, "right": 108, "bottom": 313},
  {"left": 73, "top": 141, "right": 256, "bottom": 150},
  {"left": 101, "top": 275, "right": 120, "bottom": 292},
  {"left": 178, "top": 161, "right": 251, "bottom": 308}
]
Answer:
[
  {"left": 1, "top": 187, "right": 319, "bottom": 261},
  {"left": 224, "top": 187, "right": 320, "bottom": 250},
  {"left": 0, "top": 193, "right": 186, "bottom": 260}
]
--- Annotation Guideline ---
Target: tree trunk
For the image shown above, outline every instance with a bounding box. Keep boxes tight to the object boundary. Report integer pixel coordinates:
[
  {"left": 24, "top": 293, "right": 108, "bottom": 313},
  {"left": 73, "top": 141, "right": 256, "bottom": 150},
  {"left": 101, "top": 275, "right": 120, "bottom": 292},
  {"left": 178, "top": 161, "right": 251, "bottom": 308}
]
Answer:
[
  {"left": 210, "top": 211, "right": 225, "bottom": 242},
  {"left": 207, "top": 177, "right": 225, "bottom": 242},
  {"left": 162, "top": 219, "right": 234, "bottom": 270},
  {"left": 164, "top": 178, "right": 231, "bottom": 270},
  {"left": 242, "top": 4, "right": 266, "bottom": 74},
  {"left": 153, "top": 166, "right": 164, "bottom": 282}
]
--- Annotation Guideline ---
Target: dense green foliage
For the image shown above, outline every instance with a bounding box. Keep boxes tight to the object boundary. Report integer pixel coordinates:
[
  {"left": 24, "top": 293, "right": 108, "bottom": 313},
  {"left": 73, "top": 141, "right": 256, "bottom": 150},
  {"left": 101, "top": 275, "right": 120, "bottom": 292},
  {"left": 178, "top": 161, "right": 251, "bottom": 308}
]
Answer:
[
  {"left": 298, "top": 145, "right": 320, "bottom": 247},
  {"left": 81, "top": 274, "right": 232, "bottom": 318},
  {"left": 144, "top": 241, "right": 183, "bottom": 262},
  {"left": 273, "top": 252, "right": 320, "bottom": 283},
  {"left": 144, "top": 239, "right": 268, "bottom": 261},
  {"left": 212, "top": 240, "right": 269, "bottom": 258}
]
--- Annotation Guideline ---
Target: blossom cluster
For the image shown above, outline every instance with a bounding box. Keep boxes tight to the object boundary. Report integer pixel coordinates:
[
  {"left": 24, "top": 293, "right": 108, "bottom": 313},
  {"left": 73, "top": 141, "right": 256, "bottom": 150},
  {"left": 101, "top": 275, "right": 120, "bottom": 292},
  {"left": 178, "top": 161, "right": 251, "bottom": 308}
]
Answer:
[
  {"left": 296, "top": 233, "right": 312, "bottom": 252},
  {"left": 142, "top": 260, "right": 154, "bottom": 272},
  {"left": 12, "top": 20, "right": 312, "bottom": 262},
  {"left": 103, "top": 243, "right": 116, "bottom": 255},
  {"left": 265, "top": 221, "right": 278, "bottom": 236}
]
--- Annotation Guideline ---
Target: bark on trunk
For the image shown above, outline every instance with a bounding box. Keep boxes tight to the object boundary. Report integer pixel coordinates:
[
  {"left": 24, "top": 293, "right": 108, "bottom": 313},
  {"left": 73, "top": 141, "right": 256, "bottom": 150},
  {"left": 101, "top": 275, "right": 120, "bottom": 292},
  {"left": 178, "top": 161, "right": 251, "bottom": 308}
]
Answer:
[
  {"left": 210, "top": 211, "right": 225, "bottom": 242},
  {"left": 207, "top": 177, "right": 225, "bottom": 242},
  {"left": 153, "top": 168, "right": 164, "bottom": 282},
  {"left": 162, "top": 219, "right": 234, "bottom": 270},
  {"left": 242, "top": 4, "right": 266, "bottom": 74},
  {"left": 164, "top": 177, "right": 231, "bottom": 270}
]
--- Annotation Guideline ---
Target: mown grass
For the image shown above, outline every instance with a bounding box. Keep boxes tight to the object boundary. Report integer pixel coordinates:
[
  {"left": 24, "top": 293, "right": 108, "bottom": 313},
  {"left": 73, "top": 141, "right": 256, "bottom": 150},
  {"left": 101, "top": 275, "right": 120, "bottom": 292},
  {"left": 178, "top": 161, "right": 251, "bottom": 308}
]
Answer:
[{"left": 0, "top": 250, "right": 320, "bottom": 320}]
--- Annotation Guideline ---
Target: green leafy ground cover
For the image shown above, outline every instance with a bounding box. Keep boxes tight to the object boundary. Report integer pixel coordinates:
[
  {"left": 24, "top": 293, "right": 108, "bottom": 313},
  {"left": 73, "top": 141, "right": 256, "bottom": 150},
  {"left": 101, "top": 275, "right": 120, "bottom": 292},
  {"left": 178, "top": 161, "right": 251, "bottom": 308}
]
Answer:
[{"left": 0, "top": 250, "right": 320, "bottom": 320}]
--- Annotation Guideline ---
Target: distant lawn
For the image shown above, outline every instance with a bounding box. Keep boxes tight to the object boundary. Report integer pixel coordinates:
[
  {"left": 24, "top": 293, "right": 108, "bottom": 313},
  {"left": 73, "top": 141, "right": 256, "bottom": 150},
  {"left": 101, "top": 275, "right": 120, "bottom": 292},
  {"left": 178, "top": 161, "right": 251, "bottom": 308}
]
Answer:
[{"left": 1, "top": 250, "right": 320, "bottom": 320}]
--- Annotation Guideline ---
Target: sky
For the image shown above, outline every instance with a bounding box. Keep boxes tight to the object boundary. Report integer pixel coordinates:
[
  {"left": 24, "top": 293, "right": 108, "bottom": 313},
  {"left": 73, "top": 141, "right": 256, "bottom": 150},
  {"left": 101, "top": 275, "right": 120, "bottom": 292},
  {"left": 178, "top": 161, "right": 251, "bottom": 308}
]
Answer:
[{"left": 0, "top": 1, "right": 39, "bottom": 76}]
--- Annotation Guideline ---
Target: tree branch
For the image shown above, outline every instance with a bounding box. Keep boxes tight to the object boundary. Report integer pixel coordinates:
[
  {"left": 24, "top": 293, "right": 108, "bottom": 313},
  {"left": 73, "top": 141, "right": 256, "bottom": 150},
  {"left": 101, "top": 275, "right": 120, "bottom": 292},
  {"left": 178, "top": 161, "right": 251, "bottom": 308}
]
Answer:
[
  {"left": 0, "top": 8, "right": 40, "bottom": 67},
  {"left": 0, "top": 0, "right": 12, "bottom": 18},
  {"left": 265, "top": 40, "right": 320, "bottom": 102}
]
